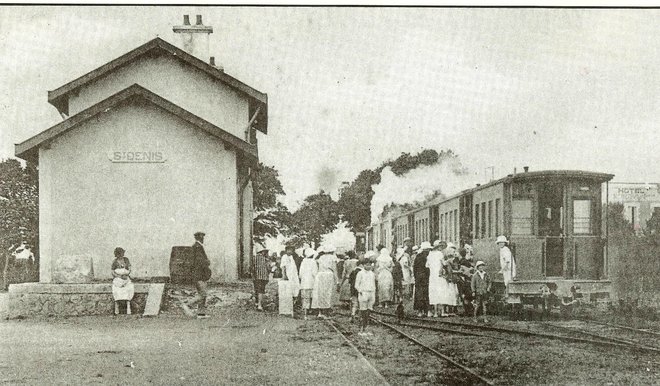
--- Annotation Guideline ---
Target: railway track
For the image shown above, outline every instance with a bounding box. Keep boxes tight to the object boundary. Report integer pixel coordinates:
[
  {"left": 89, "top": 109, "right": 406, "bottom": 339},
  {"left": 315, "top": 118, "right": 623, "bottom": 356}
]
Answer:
[
  {"left": 578, "top": 318, "right": 660, "bottom": 337},
  {"left": 370, "top": 317, "right": 495, "bottom": 386},
  {"left": 370, "top": 310, "right": 660, "bottom": 355},
  {"left": 330, "top": 311, "right": 495, "bottom": 385}
]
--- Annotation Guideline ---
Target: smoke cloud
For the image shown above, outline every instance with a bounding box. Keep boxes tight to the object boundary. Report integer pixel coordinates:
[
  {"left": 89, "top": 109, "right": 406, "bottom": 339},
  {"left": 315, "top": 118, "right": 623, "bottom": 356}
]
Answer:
[
  {"left": 370, "top": 157, "right": 473, "bottom": 224},
  {"left": 320, "top": 221, "right": 356, "bottom": 254},
  {"left": 316, "top": 165, "right": 339, "bottom": 196}
]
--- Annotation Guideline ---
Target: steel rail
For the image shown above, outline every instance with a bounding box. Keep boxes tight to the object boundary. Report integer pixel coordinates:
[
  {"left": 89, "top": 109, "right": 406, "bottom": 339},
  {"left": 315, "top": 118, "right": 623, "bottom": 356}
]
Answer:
[
  {"left": 578, "top": 318, "right": 660, "bottom": 337},
  {"left": 371, "top": 316, "right": 496, "bottom": 386},
  {"left": 371, "top": 310, "right": 660, "bottom": 355}
]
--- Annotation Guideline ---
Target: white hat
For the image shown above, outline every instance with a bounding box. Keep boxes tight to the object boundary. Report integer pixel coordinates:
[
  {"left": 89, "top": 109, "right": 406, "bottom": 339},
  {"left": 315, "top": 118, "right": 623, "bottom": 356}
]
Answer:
[
  {"left": 403, "top": 237, "right": 412, "bottom": 243},
  {"left": 412, "top": 245, "right": 419, "bottom": 251},
  {"left": 447, "top": 242, "right": 457, "bottom": 250},
  {"left": 396, "top": 247, "right": 405, "bottom": 258},
  {"left": 323, "top": 244, "right": 337, "bottom": 253},
  {"left": 496, "top": 235, "right": 509, "bottom": 244},
  {"left": 304, "top": 247, "right": 316, "bottom": 258},
  {"left": 475, "top": 260, "right": 485, "bottom": 267},
  {"left": 420, "top": 241, "right": 432, "bottom": 250},
  {"left": 364, "top": 250, "right": 377, "bottom": 260},
  {"left": 255, "top": 244, "right": 268, "bottom": 253}
]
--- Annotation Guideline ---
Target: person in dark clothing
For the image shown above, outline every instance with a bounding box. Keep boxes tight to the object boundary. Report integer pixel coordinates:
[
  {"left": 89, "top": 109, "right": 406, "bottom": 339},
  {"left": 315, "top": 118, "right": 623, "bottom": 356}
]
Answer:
[
  {"left": 192, "top": 231, "right": 211, "bottom": 319},
  {"left": 457, "top": 247, "right": 475, "bottom": 316},
  {"left": 413, "top": 241, "right": 432, "bottom": 317},
  {"left": 348, "top": 256, "right": 365, "bottom": 322}
]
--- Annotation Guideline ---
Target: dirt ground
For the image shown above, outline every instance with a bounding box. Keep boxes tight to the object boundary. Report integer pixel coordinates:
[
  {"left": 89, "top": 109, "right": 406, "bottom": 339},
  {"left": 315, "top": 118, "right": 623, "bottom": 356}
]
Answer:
[
  {"left": 2, "top": 283, "right": 660, "bottom": 385},
  {"left": 0, "top": 283, "right": 383, "bottom": 386}
]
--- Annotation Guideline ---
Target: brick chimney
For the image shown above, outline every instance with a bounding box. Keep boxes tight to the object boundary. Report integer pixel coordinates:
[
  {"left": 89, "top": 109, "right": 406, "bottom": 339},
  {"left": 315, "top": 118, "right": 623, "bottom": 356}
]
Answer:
[{"left": 173, "top": 14, "right": 214, "bottom": 64}]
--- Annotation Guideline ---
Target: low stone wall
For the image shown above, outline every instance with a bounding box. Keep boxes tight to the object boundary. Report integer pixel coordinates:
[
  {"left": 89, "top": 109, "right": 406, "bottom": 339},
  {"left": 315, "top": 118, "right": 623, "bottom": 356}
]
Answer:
[{"left": 7, "top": 283, "right": 151, "bottom": 318}]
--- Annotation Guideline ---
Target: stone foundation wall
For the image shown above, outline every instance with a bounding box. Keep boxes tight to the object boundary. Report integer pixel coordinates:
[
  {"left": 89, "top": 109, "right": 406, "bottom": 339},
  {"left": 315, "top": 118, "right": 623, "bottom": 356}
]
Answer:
[{"left": 7, "top": 283, "right": 150, "bottom": 318}]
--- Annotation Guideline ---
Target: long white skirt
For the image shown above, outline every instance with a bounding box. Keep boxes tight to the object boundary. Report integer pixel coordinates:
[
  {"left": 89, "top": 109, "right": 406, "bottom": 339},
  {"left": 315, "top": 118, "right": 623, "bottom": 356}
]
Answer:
[
  {"left": 112, "top": 278, "right": 134, "bottom": 301},
  {"left": 278, "top": 280, "right": 294, "bottom": 316},
  {"left": 311, "top": 271, "right": 334, "bottom": 309}
]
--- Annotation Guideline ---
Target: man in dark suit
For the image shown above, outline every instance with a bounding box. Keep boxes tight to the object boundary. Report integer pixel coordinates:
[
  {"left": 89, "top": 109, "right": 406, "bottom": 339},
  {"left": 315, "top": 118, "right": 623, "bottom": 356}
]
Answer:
[{"left": 192, "top": 231, "right": 211, "bottom": 319}]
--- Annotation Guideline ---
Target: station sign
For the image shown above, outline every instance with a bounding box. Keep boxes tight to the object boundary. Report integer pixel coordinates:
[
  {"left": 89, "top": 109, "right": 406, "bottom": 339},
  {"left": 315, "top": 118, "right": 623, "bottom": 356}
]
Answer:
[{"left": 108, "top": 151, "right": 166, "bottom": 163}]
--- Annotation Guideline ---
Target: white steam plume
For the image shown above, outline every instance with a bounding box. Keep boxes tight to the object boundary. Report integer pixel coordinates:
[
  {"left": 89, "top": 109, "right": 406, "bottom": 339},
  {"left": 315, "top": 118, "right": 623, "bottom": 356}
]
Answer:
[
  {"left": 370, "top": 159, "right": 474, "bottom": 224},
  {"left": 320, "top": 221, "right": 356, "bottom": 254}
]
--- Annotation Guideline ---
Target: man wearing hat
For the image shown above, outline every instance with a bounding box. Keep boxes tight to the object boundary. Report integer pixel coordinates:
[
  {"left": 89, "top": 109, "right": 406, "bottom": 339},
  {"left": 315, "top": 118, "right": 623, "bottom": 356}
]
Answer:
[
  {"left": 252, "top": 244, "right": 270, "bottom": 311},
  {"left": 496, "top": 235, "right": 517, "bottom": 290},
  {"left": 191, "top": 232, "right": 211, "bottom": 319},
  {"left": 471, "top": 261, "right": 492, "bottom": 322}
]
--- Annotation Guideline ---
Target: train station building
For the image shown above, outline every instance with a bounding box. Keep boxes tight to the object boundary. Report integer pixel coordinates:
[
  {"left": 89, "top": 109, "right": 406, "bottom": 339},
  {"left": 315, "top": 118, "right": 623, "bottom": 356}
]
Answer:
[{"left": 15, "top": 15, "right": 267, "bottom": 283}]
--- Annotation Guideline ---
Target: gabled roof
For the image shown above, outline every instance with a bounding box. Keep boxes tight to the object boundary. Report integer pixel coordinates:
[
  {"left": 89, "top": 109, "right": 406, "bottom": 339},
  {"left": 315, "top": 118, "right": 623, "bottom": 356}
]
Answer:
[
  {"left": 16, "top": 84, "right": 258, "bottom": 164},
  {"left": 47, "top": 37, "right": 268, "bottom": 134}
]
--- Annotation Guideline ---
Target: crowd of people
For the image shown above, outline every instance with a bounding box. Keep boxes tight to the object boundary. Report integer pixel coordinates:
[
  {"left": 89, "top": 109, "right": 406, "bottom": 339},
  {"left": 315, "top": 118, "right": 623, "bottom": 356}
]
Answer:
[{"left": 253, "top": 235, "right": 517, "bottom": 334}]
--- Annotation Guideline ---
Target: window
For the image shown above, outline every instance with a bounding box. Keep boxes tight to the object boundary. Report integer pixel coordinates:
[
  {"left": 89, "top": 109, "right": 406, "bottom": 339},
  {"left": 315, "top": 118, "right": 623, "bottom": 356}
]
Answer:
[
  {"left": 573, "top": 199, "right": 592, "bottom": 234},
  {"left": 475, "top": 204, "right": 480, "bottom": 239},
  {"left": 481, "top": 203, "right": 487, "bottom": 238},
  {"left": 440, "top": 214, "right": 444, "bottom": 241},
  {"left": 454, "top": 210, "right": 458, "bottom": 241},
  {"left": 488, "top": 201, "right": 493, "bottom": 238},
  {"left": 495, "top": 199, "right": 500, "bottom": 236},
  {"left": 512, "top": 199, "right": 533, "bottom": 235}
]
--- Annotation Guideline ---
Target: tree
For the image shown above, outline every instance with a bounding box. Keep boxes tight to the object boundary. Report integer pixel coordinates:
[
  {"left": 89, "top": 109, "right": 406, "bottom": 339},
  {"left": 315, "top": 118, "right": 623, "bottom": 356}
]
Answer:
[
  {"left": 291, "top": 192, "right": 340, "bottom": 246},
  {"left": 251, "top": 163, "right": 292, "bottom": 244},
  {"left": 337, "top": 169, "right": 379, "bottom": 233},
  {"left": 0, "top": 159, "right": 39, "bottom": 287}
]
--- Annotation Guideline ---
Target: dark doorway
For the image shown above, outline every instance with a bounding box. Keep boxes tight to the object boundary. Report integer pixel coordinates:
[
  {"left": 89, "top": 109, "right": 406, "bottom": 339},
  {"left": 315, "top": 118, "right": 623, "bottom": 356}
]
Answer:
[{"left": 539, "top": 181, "right": 564, "bottom": 277}]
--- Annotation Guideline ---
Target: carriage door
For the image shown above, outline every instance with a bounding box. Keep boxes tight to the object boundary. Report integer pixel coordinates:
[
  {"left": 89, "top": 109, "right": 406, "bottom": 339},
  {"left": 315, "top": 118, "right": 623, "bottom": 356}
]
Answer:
[{"left": 539, "top": 181, "right": 564, "bottom": 277}]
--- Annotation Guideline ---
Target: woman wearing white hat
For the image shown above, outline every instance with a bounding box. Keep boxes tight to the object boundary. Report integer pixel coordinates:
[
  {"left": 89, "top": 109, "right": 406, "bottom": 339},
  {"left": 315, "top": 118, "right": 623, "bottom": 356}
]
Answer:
[
  {"left": 375, "top": 248, "right": 394, "bottom": 308},
  {"left": 298, "top": 248, "right": 318, "bottom": 320},
  {"left": 496, "top": 236, "right": 517, "bottom": 290},
  {"left": 312, "top": 244, "right": 338, "bottom": 319}
]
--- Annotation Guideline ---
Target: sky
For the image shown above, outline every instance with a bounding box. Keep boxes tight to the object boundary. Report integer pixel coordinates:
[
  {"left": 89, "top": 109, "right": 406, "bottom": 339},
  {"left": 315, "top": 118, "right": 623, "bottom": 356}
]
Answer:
[{"left": 1, "top": 6, "right": 659, "bottom": 211}]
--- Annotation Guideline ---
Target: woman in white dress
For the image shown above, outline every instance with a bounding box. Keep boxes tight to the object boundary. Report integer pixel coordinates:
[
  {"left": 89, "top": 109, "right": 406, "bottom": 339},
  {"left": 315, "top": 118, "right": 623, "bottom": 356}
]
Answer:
[
  {"left": 375, "top": 248, "right": 394, "bottom": 308},
  {"left": 426, "top": 244, "right": 445, "bottom": 317},
  {"left": 111, "top": 247, "right": 134, "bottom": 315},
  {"left": 398, "top": 247, "right": 414, "bottom": 299},
  {"left": 312, "top": 245, "right": 338, "bottom": 319},
  {"left": 298, "top": 248, "right": 318, "bottom": 320},
  {"left": 278, "top": 249, "right": 300, "bottom": 317}
]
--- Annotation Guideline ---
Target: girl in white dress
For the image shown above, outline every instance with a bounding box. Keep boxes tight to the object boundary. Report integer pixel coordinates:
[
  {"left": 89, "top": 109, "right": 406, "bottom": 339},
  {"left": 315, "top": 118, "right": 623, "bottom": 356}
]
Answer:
[
  {"left": 426, "top": 246, "right": 445, "bottom": 317},
  {"left": 298, "top": 248, "right": 318, "bottom": 320},
  {"left": 278, "top": 250, "right": 300, "bottom": 317}
]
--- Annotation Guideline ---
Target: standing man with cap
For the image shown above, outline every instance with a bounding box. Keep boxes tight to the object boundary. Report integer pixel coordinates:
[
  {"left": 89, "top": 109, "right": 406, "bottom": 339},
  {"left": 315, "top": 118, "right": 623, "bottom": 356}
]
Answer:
[
  {"left": 192, "top": 231, "right": 211, "bottom": 319},
  {"left": 496, "top": 235, "right": 516, "bottom": 291},
  {"left": 252, "top": 244, "right": 270, "bottom": 311}
]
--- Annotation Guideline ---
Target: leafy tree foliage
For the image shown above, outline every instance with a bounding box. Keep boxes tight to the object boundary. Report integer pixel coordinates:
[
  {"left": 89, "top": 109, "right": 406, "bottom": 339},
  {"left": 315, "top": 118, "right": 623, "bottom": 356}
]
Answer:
[
  {"left": 291, "top": 191, "right": 340, "bottom": 246},
  {"left": 336, "top": 148, "right": 461, "bottom": 233},
  {"left": 0, "top": 159, "right": 39, "bottom": 287},
  {"left": 251, "top": 163, "right": 292, "bottom": 244}
]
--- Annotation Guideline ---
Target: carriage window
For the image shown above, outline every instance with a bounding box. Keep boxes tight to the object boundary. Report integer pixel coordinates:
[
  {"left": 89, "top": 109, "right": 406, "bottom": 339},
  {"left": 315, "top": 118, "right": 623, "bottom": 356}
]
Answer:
[
  {"left": 481, "top": 203, "right": 487, "bottom": 239},
  {"left": 573, "top": 199, "right": 592, "bottom": 234},
  {"left": 475, "top": 204, "right": 480, "bottom": 239},
  {"left": 488, "top": 201, "right": 493, "bottom": 238},
  {"left": 495, "top": 199, "right": 501, "bottom": 236},
  {"left": 512, "top": 199, "right": 533, "bottom": 235}
]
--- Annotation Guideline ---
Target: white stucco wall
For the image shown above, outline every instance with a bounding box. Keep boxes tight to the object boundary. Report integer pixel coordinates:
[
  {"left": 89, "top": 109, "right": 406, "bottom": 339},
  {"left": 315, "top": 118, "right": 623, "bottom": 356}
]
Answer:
[
  {"left": 38, "top": 101, "right": 239, "bottom": 282},
  {"left": 67, "top": 53, "right": 250, "bottom": 141}
]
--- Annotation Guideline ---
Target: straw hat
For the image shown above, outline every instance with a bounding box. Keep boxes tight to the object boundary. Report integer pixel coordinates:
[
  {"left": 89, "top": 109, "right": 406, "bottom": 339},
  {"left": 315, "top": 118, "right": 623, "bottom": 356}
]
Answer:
[
  {"left": 420, "top": 241, "right": 432, "bottom": 250},
  {"left": 496, "top": 235, "right": 509, "bottom": 244},
  {"left": 475, "top": 260, "right": 485, "bottom": 267},
  {"left": 304, "top": 247, "right": 316, "bottom": 258},
  {"left": 323, "top": 244, "right": 337, "bottom": 254},
  {"left": 446, "top": 242, "right": 457, "bottom": 250}
]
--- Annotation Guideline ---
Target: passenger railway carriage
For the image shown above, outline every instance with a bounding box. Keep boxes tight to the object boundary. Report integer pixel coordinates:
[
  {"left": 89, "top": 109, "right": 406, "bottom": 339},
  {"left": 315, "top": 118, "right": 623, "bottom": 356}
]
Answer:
[{"left": 366, "top": 169, "right": 614, "bottom": 307}]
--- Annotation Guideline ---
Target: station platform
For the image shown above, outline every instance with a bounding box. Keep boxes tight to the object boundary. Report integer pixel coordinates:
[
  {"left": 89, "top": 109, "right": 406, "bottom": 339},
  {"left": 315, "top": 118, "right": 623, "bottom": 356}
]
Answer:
[{"left": 0, "top": 302, "right": 387, "bottom": 385}]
